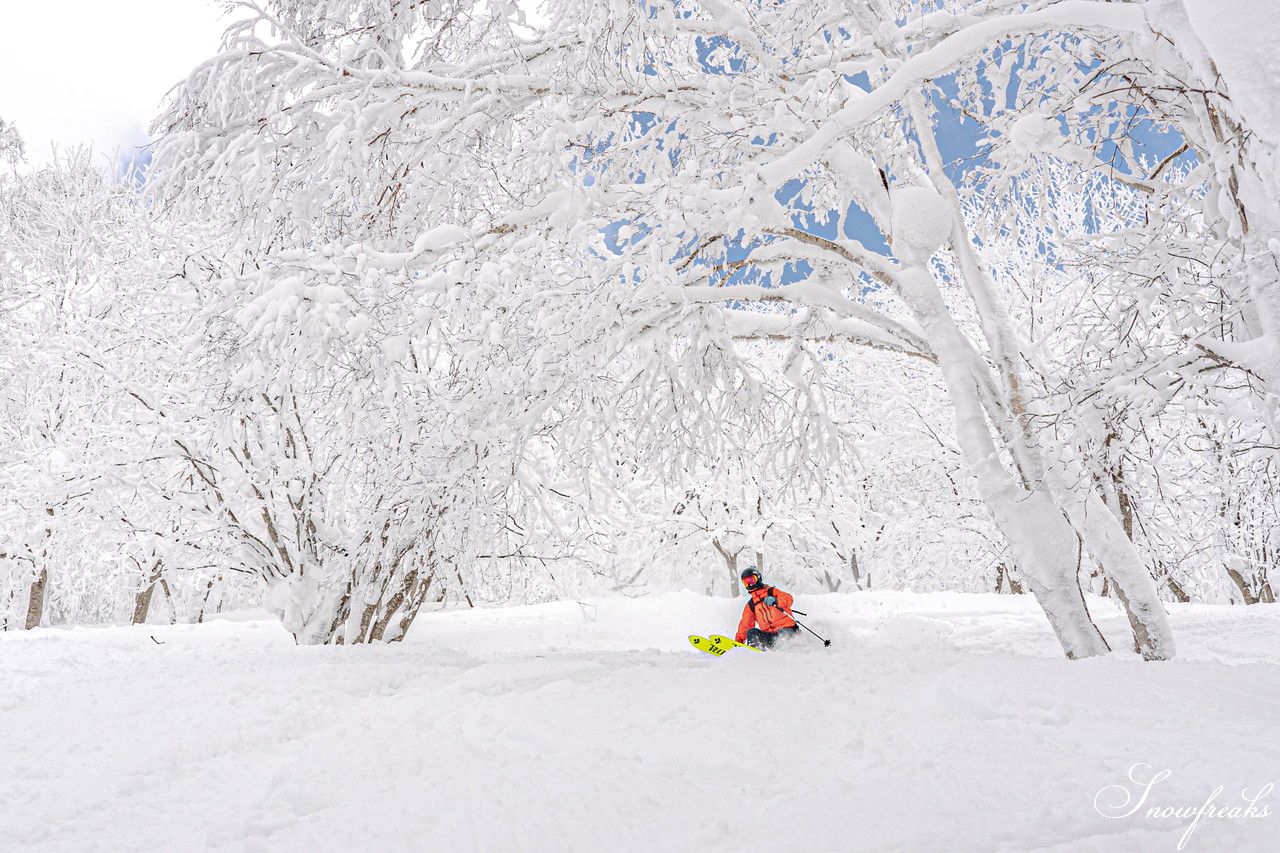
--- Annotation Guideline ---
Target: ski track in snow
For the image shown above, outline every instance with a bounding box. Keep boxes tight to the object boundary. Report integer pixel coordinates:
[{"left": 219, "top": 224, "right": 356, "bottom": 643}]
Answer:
[{"left": 1, "top": 592, "right": 1277, "bottom": 853}]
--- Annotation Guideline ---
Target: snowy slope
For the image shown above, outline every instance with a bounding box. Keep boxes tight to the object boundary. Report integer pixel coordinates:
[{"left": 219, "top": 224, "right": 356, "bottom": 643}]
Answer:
[{"left": 1, "top": 592, "right": 1277, "bottom": 852}]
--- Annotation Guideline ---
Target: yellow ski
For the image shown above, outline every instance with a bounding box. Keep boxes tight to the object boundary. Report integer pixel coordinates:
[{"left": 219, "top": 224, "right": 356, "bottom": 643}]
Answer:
[
  {"left": 689, "top": 635, "right": 727, "bottom": 656},
  {"left": 711, "top": 634, "right": 763, "bottom": 652}
]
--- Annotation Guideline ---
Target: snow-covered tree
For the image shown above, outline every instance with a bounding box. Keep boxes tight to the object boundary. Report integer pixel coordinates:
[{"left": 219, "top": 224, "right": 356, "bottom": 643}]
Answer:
[
  {"left": 137, "top": 0, "right": 1280, "bottom": 659},
  {"left": 0, "top": 149, "right": 254, "bottom": 628},
  {"left": 0, "top": 117, "right": 22, "bottom": 165},
  {"left": 143, "top": 0, "right": 1143, "bottom": 656}
]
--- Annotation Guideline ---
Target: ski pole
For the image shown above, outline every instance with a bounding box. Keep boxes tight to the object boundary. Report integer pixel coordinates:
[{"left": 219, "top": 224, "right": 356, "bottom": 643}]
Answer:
[{"left": 793, "top": 617, "right": 831, "bottom": 647}]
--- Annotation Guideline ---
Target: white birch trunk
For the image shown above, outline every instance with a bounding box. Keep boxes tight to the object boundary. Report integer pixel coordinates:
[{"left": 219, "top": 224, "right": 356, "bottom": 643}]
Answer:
[
  {"left": 902, "top": 115, "right": 1176, "bottom": 660},
  {"left": 893, "top": 263, "right": 1112, "bottom": 659},
  {"left": 1055, "top": 485, "right": 1177, "bottom": 660}
]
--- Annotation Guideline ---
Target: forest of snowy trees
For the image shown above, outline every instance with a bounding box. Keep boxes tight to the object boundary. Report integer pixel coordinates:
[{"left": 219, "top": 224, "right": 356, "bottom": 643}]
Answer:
[{"left": 1, "top": 0, "right": 1277, "bottom": 657}]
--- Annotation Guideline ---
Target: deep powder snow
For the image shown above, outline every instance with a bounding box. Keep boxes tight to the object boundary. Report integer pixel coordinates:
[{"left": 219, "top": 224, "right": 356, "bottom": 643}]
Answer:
[{"left": 1, "top": 591, "right": 1276, "bottom": 852}]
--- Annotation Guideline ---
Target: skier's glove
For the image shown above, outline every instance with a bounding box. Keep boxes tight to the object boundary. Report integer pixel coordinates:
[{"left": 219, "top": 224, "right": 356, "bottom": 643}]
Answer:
[{"left": 764, "top": 595, "right": 778, "bottom": 607}]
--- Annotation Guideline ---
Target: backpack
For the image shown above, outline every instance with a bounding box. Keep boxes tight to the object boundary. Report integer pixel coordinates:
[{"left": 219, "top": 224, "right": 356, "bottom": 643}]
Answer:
[{"left": 747, "top": 587, "right": 778, "bottom": 614}]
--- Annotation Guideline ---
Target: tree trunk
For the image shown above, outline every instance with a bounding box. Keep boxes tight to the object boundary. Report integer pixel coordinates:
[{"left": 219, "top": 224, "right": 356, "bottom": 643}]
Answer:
[
  {"left": 196, "top": 577, "right": 218, "bottom": 624},
  {"left": 1116, "top": 488, "right": 1134, "bottom": 540},
  {"left": 132, "top": 561, "right": 165, "bottom": 625},
  {"left": 829, "top": 520, "right": 865, "bottom": 590},
  {"left": 891, "top": 185, "right": 1170, "bottom": 657},
  {"left": 991, "top": 490, "right": 1113, "bottom": 659},
  {"left": 894, "top": 262, "right": 1111, "bottom": 659},
  {"left": 370, "top": 569, "right": 418, "bottom": 642},
  {"left": 1057, "top": 488, "right": 1176, "bottom": 659},
  {"left": 890, "top": 118, "right": 1165, "bottom": 658},
  {"left": 354, "top": 602, "right": 378, "bottom": 643},
  {"left": 711, "top": 537, "right": 740, "bottom": 597},
  {"left": 285, "top": 550, "right": 447, "bottom": 644},
  {"left": 132, "top": 583, "right": 157, "bottom": 625},
  {"left": 25, "top": 507, "right": 55, "bottom": 631},
  {"left": 1164, "top": 572, "right": 1191, "bottom": 604},
  {"left": 282, "top": 572, "right": 352, "bottom": 645},
  {"left": 1224, "top": 562, "right": 1260, "bottom": 605},
  {"left": 1101, "top": 431, "right": 1136, "bottom": 540},
  {"left": 387, "top": 571, "right": 436, "bottom": 642},
  {"left": 455, "top": 570, "right": 474, "bottom": 608},
  {"left": 24, "top": 568, "right": 48, "bottom": 630},
  {"left": 995, "top": 563, "right": 1024, "bottom": 594}
]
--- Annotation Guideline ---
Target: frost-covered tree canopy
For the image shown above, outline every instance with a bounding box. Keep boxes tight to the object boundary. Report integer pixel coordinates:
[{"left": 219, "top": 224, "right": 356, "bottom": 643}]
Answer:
[{"left": 2, "top": 0, "right": 1276, "bottom": 657}]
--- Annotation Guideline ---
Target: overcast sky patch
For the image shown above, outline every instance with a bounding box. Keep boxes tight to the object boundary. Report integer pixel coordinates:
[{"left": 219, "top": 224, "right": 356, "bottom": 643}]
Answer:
[{"left": 0, "top": 1, "right": 228, "bottom": 167}]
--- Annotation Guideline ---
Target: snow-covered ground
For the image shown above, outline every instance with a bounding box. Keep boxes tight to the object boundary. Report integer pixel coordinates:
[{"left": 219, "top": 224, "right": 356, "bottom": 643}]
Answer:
[{"left": 2, "top": 591, "right": 1276, "bottom": 852}]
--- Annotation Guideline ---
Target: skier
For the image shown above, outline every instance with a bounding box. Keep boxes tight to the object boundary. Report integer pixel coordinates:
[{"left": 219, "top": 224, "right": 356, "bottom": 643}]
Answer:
[{"left": 735, "top": 567, "right": 800, "bottom": 650}]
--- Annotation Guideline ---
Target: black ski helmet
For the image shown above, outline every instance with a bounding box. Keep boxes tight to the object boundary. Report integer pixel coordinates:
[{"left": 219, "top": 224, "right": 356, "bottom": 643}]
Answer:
[{"left": 740, "top": 567, "right": 764, "bottom": 591}]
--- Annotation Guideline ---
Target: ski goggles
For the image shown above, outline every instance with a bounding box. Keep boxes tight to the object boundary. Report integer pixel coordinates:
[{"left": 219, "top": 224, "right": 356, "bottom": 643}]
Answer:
[{"left": 741, "top": 573, "right": 760, "bottom": 587}]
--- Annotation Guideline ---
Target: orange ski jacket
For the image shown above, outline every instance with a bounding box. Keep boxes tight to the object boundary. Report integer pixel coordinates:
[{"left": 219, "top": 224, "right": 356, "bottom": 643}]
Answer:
[{"left": 735, "top": 586, "right": 797, "bottom": 642}]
